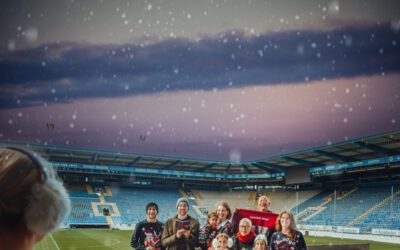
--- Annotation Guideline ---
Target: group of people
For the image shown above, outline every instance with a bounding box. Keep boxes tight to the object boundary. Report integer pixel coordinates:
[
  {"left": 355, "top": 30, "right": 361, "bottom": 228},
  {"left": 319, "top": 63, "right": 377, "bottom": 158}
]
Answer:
[
  {"left": 131, "top": 195, "right": 307, "bottom": 250},
  {"left": 0, "top": 147, "right": 306, "bottom": 250}
]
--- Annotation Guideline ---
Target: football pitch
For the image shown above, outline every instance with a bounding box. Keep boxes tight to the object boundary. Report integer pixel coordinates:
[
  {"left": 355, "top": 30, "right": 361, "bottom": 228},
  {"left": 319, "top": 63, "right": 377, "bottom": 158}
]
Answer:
[{"left": 33, "top": 230, "right": 400, "bottom": 250}]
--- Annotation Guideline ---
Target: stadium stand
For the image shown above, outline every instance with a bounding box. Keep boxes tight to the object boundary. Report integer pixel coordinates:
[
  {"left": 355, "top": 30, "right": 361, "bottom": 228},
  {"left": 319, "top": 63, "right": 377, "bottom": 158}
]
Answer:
[
  {"left": 294, "top": 185, "right": 400, "bottom": 232},
  {"left": 62, "top": 184, "right": 400, "bottom": 234}
]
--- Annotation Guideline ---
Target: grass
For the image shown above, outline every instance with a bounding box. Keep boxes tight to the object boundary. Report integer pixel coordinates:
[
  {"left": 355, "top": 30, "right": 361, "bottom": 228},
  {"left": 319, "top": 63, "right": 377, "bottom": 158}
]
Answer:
[{"left": 34, "top": 230, "right": 400, "bottom": 250}]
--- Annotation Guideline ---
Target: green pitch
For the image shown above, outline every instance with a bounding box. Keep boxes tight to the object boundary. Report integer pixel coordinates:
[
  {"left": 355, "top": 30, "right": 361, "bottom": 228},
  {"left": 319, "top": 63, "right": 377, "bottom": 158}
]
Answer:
[{"left": 34, "top": 230, "right": 400, "bottom": 250}]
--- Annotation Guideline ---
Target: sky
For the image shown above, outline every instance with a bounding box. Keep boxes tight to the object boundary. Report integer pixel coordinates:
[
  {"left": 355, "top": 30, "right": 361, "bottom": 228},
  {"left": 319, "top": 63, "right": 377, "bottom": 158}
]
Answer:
[{"left": 0, "top": 0, "right": 400, "bottom": 162}]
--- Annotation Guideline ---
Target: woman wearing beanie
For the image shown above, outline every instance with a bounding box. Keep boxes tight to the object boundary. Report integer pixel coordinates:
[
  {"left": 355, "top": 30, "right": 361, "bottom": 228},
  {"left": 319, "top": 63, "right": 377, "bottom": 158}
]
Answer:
[
  {"left": 232, "top": 218, "right": 255, "bottom": 250},
  {"left": 161, "top": 197, "right": 200, "bottom": 250},
  {"left": 252, "top": 234, "right": 268, "bottom": 250}
]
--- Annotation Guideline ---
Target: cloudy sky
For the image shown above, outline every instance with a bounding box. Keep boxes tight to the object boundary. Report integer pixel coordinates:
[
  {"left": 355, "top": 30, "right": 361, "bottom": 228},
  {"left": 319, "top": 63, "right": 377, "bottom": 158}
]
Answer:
[{"left": 0, "top": 0, "right": 400, "bottom": 161}]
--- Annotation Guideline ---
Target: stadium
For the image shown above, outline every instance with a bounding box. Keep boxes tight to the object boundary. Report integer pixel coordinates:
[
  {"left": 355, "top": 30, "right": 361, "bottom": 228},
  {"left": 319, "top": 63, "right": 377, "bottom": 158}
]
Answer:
[
  {"left": 1, "top": 129, "right": 399, "bottom": 250},
  {"left": 1, "top": 1, "right": 400, "bottom": 250}
]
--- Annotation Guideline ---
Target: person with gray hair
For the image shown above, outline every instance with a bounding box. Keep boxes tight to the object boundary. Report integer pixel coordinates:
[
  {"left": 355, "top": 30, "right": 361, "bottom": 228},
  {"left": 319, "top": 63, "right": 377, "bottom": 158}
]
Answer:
[
  {"left": 232, "top": 218, "right": 255, "bottom": 250},
  {"left": 0, "top": 147, "right": 71, "bottom": 250},
  {"left": 161, "top": 197, "right": 200, "bottom": 250}
]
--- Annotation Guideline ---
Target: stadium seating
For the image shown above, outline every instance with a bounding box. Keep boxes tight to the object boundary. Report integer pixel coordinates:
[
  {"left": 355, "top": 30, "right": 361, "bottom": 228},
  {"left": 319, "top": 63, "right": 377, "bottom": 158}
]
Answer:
[
  {"left": 63, "top": 184, "right": 400, "bottom": 232},
  {"left": 294, "top": 185, "right": 400, "bottom": 232}
]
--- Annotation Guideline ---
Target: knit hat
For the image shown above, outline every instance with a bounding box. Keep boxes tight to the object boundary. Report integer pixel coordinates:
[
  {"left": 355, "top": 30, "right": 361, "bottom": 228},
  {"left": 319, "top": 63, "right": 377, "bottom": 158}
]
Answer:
[
  {"left": 176, "top": 197, "right": 189, "bottom": 209},
  {"left": 254, "top": 234, "right": 268, "bottom": 246}
]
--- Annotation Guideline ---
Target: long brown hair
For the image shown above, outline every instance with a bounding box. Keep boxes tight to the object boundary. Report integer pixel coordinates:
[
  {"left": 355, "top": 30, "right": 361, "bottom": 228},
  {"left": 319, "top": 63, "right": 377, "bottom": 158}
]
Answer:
[
  {"left": 275, "top": 211, "right": 296, "bottom": 239},
  {"left": 216, "top": 201, "right": 232, "bottom": 220}
]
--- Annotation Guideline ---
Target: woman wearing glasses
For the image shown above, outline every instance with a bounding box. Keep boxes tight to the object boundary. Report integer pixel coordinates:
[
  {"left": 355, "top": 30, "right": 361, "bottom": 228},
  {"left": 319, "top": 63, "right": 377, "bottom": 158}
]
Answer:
[{"left": 232, "top": 218, "right": 255, "bottom": 250}]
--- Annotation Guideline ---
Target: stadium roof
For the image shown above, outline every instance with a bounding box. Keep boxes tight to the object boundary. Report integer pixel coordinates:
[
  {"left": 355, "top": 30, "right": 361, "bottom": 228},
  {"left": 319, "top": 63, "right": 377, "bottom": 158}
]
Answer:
[{"left": 1, "top": 130, "right": 400, "bottom": 177}]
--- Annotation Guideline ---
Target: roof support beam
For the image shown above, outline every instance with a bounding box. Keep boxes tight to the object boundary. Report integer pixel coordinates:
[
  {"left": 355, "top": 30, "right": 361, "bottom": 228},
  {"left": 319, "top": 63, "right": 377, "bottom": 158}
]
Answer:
[
  {"left": 91, "top": 153, "right": 98, "bottom": 163},
  {"left": 314, "top": 150, "right": 356, "bottom": 162},
  {"left": 130, "top": 156, "right": 142, "bottom": 167},
  {"left": 198, "top": 163, "right": 217, "bottom": 172},
  {"left": 225, "top": 164, "right": 232, "bottom": 174},
  {"left": 282, "top": 156, "right": 314, "bottom": 167},
  {"left": 163, "top": 160, "right": 181, "bottom": 169},
  {"left": 354, "top": 141, "right": 398, "bottom": 156},
  {"left": 252, "top": 162, "right": 284, "bottom": 172},
  {"left": 241, "top": 164, "right": 252, "bottom": 174}
]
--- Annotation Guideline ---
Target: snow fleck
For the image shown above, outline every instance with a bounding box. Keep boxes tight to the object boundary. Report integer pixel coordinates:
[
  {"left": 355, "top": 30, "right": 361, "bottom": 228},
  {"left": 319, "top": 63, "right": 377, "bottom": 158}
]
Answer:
[
  {"left": 328, "top": 1, "right": 340, "bottom": 14},
  {"left": 24, "top": 27, "right": 38, "bottom": 43},
  {"left": 229, "top": 149, "right": 241, "bottom": 163},
  {"left": 8, "top": 40, "right": 16, "bottom": 51},
  {"left": 391, "top": 19, "right": 400, "bottom": 32}
]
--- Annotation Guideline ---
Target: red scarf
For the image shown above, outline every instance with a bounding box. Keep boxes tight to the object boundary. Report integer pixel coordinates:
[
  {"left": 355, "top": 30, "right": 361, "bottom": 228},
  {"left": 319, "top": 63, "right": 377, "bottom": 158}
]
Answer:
[{"left": 237, "top": 231, "right": 255, "bottom": 243}]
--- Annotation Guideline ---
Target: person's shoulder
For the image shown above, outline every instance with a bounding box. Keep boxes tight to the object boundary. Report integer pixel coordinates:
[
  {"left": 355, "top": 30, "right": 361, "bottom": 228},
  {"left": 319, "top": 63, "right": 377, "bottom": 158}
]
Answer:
[
  {"left": 295, "top": 230, "right": 304, "bottom": 237},
  {"left": 188, "top": 215, "right": 200, "bottom": 224},
  {"left": 165, "top": 216, "right": 175, "bottom": 224},
  {"left": 137, "top": 219, "right": 148, "bottom": 226},
  {"left": 271, "top": 231, "right": 282, "bottom": 238}
]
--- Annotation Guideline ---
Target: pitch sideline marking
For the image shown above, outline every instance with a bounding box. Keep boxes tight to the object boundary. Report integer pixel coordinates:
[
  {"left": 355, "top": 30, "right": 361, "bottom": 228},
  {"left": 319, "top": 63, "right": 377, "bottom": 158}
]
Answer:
[{"left": 49, "top": 233, "right": 61, "bottom": 250}]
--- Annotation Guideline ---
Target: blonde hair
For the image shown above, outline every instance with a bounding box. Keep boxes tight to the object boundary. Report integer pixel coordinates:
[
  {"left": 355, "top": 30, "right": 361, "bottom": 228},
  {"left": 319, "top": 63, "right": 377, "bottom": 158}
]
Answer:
[{"left": 0, "top": 148, "right": 42, "bottom": 229}]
